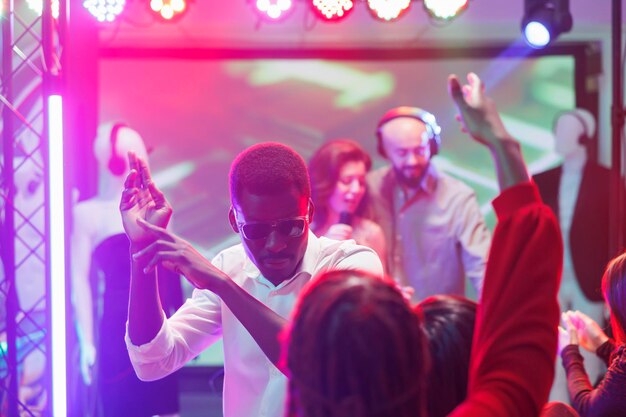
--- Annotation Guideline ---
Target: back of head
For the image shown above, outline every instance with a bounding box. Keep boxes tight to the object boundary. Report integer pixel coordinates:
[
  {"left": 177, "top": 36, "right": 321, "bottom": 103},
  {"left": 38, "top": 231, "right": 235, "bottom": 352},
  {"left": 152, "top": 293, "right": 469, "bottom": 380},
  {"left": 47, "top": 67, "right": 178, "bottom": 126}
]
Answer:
[
  {"left": 229, "top": 142, "right": 310, "bottom": 205},
  {"left": 93, "top": 122, "right": 148, "bottom": 176},
  {"left": 308, "top": 139, "right": 372, "bottom": 225},
  {"left": 602, "top": 251, "right": 626, "bottom": 344},
  {"left": 417, "top": 295, "right": 477, "bottom": 417},
  {"left": 285, "top": 269, "right": 428, "bottom": 417}
]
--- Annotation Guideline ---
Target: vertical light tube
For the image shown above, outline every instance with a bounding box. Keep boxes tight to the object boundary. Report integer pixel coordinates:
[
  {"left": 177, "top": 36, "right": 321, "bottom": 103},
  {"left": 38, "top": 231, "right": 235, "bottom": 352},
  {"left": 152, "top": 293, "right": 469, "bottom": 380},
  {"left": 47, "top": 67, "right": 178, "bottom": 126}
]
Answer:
[{"left": 48, "top": 94, "right": 67, "bottom": 417}]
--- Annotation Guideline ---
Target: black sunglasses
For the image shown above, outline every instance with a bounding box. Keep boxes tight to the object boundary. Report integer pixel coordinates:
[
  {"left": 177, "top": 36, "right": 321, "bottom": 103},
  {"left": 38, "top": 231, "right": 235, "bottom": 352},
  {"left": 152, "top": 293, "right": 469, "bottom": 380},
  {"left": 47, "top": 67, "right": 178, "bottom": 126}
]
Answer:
[{"left": 237, "top": 215, "right": 309, "bottom": 240}]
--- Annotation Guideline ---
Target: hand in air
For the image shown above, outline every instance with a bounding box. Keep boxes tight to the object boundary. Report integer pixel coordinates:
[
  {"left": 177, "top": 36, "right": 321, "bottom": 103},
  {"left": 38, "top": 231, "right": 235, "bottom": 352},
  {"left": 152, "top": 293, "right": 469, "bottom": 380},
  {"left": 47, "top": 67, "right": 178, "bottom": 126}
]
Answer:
[
  {"left": 557, "top": 311, "right": 579, "bottom": 355},
  {"left": 120, "top": 152, "right": 172, "bottom": 246},
  {"left": 447, "top": 72, "right": 512, "bottom": 148},
  {"left": 132, "top": 218, "right": 230, "bottom": 292}
]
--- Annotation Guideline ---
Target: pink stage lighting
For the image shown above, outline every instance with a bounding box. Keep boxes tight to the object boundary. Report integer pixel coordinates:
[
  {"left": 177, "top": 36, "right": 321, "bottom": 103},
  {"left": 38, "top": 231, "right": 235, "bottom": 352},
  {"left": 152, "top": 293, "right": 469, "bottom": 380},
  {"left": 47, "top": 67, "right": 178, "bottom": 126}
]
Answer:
[
  {"left": 367, "top": 0, "right": 411, "bottom": 21},
  {"left": 83, "top": 0, "right": 125, "bottom": 22},
  {"left": 311, "top": 0, "right": 354, "bottom": 21},
  {"left": 150, "top": 0, "right": 187, "bottom": 21},
  {"left": 254, "top": 0, "right": 294, "bottom": 21}
]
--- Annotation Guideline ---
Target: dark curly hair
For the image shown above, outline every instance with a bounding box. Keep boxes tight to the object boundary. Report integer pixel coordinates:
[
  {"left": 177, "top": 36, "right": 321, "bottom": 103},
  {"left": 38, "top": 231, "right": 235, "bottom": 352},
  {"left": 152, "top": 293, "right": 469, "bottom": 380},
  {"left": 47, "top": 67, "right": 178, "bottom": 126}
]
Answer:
[
  {"left": 284, "top": 269, "right": 429, "bottom": 417},
  {"left": 308, "top": 139, "right": 372, "bottom": 232},
  {"left": 229, "top": 142, "right": 310, "bottom": 205}
]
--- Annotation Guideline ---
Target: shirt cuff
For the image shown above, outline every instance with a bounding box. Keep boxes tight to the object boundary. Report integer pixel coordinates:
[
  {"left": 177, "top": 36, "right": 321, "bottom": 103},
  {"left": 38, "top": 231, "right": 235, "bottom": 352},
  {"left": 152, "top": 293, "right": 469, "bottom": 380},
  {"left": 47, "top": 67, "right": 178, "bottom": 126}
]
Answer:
[
  {"left": 125, "top": 310, "right": 171, "bottom": 362},
  {"left": 492, "top": 181, "right": 542, "bottom": 221},
  {"left": 561, "top": 344, "right": 583, "bottom": 364}
]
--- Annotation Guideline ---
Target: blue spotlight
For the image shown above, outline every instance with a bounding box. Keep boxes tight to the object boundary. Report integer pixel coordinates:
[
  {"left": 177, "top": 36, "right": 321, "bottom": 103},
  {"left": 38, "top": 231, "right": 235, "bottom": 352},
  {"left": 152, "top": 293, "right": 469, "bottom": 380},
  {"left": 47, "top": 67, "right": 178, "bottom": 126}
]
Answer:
[
  {"left": 524, "top": 21, "right": 551, "bottom": 48},
  {"left": 521, "top": 0, "right": 572, "bottom": 49}
]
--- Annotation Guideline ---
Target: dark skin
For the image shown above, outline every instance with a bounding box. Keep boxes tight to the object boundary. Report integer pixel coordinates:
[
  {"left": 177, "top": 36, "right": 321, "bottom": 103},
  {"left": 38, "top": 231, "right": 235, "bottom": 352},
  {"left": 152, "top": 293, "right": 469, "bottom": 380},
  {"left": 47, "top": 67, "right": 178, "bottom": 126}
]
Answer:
[
  {"left": 122, "top": 152, "right": 309, "bottom": 369},
  {"left": 228, "top": 188, "right": 313, "bottom": 286}
]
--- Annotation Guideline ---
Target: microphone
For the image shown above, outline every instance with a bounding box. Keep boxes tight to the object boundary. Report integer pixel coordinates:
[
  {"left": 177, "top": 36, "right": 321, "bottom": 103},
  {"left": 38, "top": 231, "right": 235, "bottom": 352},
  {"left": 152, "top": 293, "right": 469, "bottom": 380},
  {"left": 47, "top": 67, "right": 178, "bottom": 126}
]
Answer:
[{"left": 338, "top": 211, "right": 353, "bottom": 226}]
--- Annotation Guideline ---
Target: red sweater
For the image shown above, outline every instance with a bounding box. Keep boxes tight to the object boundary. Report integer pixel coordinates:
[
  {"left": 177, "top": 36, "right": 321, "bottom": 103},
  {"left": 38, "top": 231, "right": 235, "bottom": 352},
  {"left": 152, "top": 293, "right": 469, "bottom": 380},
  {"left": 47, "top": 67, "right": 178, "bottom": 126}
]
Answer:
[{"left": 449, "top": 182, "right": 563, "bottom": 417}]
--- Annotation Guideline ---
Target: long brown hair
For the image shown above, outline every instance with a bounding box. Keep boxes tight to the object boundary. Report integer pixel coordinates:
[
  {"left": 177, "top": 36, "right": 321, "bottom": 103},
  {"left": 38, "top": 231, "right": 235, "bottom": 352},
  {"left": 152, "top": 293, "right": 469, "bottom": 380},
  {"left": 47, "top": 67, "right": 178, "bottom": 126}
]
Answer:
[
  {"left": 284, "top": 269, "right": 428, "bottom": 417},
  {"left": 308, "top": 139, "right": 372, "bottom": 233},
  {"left": 602, "top": 251, "right": 626, "bottom": 344}
]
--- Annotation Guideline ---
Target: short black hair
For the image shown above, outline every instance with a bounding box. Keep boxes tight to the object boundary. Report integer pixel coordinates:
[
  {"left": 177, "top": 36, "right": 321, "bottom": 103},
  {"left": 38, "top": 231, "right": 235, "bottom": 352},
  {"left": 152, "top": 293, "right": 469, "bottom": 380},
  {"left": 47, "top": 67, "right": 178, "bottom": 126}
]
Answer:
[{"left": 229, "top": 142, "right": 310, "bottom": 204}]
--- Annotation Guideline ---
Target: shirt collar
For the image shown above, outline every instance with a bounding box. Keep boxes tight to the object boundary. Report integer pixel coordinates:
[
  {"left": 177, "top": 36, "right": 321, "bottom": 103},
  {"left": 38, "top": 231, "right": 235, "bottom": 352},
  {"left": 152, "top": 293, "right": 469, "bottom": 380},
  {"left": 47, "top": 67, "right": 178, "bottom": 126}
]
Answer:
[{"left": 241, "top": 230, "right": 320, "bottom": 288}]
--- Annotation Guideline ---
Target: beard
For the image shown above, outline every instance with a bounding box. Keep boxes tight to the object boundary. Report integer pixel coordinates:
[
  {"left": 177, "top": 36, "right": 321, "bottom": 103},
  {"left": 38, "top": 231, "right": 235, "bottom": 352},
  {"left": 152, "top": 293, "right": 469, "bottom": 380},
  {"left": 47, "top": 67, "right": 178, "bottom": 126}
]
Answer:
[{"left": 393, "top": 163, "right": 429, "bottom": 189}]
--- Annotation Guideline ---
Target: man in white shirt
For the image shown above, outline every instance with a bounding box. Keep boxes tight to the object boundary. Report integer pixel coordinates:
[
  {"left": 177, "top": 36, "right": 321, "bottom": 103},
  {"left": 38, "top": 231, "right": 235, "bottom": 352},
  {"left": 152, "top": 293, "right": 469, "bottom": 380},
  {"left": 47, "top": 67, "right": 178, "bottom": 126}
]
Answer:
[
  {"left": 121, "top": 142, "right": 383, "bottom": 417},
  {"left": 366, "top": 106, "right": 491, "bottom": 302}
]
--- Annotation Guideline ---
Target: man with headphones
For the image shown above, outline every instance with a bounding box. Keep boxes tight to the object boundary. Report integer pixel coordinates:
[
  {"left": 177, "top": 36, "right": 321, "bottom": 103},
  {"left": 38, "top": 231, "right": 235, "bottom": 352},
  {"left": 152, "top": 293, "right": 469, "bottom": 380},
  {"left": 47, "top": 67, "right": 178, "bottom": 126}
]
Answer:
[
  {"left": 366, "top": 106, "right": 491, "bottom": 302},
  {"left": 533, "top": 109, "right": 612, "bottom": 403}
]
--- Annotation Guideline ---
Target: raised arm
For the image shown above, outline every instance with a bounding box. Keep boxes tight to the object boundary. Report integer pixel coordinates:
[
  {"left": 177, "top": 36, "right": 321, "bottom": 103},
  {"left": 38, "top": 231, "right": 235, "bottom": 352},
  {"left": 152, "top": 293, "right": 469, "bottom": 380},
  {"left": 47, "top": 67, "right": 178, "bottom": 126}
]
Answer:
[
  {"left": 448, "top": 73, "right": 562, "bottom": 417},
  {"left": 131, "top": 219, "right": 289, "bottom": 367},
  {"left": 120, "top": 152, "right": 172, "bottom": 346},
  {"left": 448, "top": 73, "right": 529, "bottom": 190}
]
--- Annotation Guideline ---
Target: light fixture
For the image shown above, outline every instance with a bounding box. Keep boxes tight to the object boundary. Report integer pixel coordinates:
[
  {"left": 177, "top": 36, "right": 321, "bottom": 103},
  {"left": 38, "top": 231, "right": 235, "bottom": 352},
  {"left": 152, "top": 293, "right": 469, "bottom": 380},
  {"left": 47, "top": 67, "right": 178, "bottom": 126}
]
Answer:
[
  {"left": 423, "top": 0, "right": 469, "bottom": 21},
  {"left": 83, "top": 0, "right": 126, "bottom": 22},
  {"left": 48, "top": 94, "right": 68, "bottom": 417},
  {"left": 521, "top": 0, "right": 572, "bottom": 49},
  {"left": 253, "top": 0, "right": 294, "bottom": 21},
  {"left": 26, "top": 0, "right": 60, "bottom": 19},
  {"left": 150, "top": 0, "right": 188, "bottom": 21},
  {"left": 310, "top": 0, "right": 355, "bottom": 22},
  {"left": 367, "top": 0, "right": 411, "bottom": 21}
]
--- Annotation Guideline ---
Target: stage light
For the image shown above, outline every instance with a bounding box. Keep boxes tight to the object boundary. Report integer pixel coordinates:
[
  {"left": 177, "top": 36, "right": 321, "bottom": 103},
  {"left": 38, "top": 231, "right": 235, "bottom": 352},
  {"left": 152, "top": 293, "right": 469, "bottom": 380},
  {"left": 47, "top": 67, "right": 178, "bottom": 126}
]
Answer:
[
  {"left": 311, "top": 0, "right": 355, "bottom": 22},
  {"left": 83, "top": 0, "right": 126, "bottom": 22},
  {"left": 521, "top": 0, "right": 572, "bottom": 49},
  {"left": 26, "top": 0, "right": 60, "bottom": 19},
  {"left": 367, "top": 0, "right": 411, "bottom": 21},
  {"left": 48, "top": 94, "right": 68, "bottom": 417},
  {"left": 423, "top": 0, "right": 469, "bottom": 21},
  {"left": 150, "top": 0, "right": 187, "bottom": 21},
  {"left": 254, "top": 0, "right": 294, "bottom": 21}
]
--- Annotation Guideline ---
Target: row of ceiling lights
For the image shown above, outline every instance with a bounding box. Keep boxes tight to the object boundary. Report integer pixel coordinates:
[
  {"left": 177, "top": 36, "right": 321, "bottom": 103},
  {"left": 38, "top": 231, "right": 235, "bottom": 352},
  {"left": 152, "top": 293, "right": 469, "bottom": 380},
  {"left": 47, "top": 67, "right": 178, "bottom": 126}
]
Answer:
[
  {"left": 254, "top": 0, "right": 469, "bottom": 22},
  {"left": 74, "top": 0, "right": 469, "bottom": 23},
  {"left": 16, "top": 0, "right": 571, "bottom": 49}
]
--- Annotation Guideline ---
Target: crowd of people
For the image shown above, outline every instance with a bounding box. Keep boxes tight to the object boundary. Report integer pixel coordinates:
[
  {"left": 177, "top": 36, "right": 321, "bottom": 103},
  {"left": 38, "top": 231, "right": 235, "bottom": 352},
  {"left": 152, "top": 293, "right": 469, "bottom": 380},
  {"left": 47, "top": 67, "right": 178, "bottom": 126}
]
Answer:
[{"left": 66, "top": 70, "right": 625, "bottom": 417}]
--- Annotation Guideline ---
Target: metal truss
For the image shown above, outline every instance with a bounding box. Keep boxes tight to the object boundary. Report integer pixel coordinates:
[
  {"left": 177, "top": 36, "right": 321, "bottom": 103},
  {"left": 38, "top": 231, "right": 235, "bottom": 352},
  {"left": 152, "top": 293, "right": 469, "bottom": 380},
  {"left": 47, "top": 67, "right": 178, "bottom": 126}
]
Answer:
[{"left": 1, "top": 1, "right": 63, "bottom": 416}]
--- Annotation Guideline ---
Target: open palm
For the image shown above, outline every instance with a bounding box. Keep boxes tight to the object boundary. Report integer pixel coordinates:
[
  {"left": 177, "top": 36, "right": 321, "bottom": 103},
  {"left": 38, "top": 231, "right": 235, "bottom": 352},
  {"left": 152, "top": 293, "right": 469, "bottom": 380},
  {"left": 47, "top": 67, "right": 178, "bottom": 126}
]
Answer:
[
  {"left": 120, "top": 152, "right": 172, "bottom": 246},
  {"left": 448, "top": 72, "right": 510, "bottom": 147}
]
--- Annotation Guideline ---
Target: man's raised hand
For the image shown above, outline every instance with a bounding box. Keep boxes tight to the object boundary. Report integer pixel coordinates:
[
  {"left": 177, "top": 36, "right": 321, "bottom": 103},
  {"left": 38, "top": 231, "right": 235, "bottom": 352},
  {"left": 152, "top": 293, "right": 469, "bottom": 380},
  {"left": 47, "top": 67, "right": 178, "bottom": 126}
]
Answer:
[{"left": 120, "top": 151, "right": 172, "bottom": 246}]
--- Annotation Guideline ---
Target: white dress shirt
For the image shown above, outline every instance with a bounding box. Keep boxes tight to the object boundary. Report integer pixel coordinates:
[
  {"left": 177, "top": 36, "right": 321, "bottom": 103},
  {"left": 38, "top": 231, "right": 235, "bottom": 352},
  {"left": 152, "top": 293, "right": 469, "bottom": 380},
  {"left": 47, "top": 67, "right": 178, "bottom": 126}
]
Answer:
[{"left": 125, "top": 231, "right": 383, "bottom": 417}]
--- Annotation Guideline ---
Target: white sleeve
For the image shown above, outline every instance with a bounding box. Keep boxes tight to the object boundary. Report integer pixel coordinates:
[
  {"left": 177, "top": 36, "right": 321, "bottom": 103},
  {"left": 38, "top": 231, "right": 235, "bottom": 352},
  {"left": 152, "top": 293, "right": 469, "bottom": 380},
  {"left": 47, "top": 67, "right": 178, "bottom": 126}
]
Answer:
[
  {"left": 125, "top": 254, "right": 226, "bottom": 381},
  {"left": 334, "top": 244, "right": 384, "bottom": 277}
]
